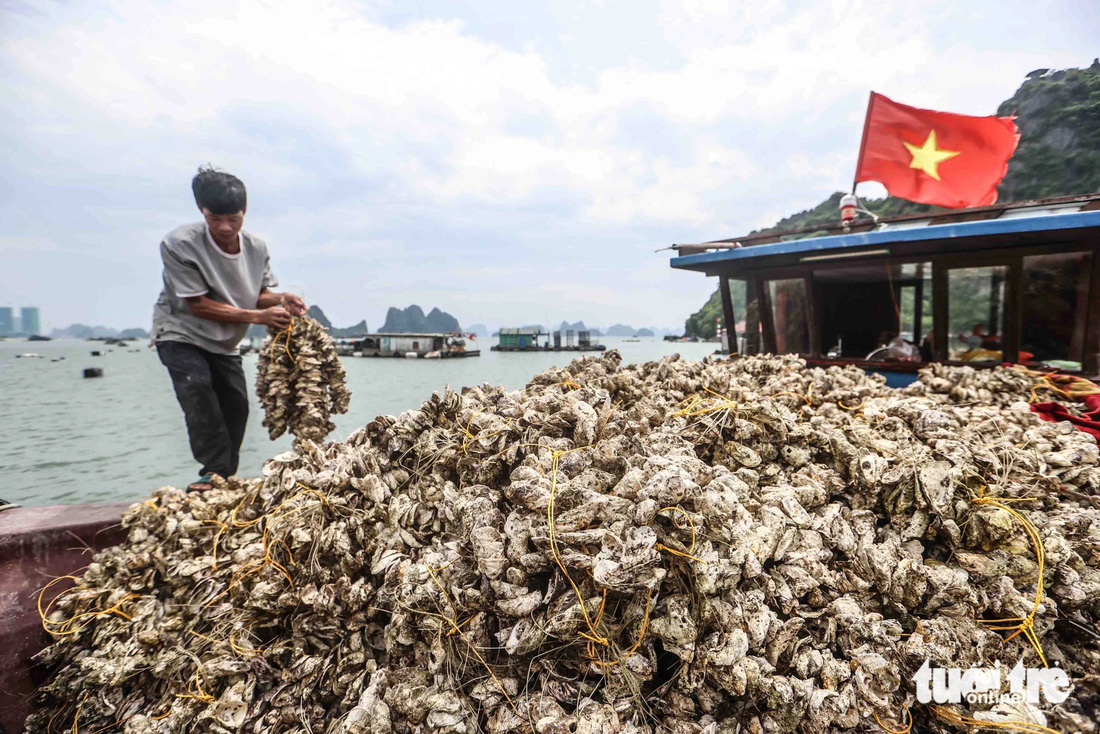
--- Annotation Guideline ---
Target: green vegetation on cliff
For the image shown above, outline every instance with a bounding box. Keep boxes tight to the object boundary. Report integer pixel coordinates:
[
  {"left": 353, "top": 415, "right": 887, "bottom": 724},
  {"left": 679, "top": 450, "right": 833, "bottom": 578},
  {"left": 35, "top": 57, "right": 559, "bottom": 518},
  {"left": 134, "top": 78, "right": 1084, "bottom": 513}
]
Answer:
[
  {"left": 685, "top": 280, "right": 746, "bottom": 339},
  {"left": 683, "top": 60, "right": 1100, "bottom": 336}
]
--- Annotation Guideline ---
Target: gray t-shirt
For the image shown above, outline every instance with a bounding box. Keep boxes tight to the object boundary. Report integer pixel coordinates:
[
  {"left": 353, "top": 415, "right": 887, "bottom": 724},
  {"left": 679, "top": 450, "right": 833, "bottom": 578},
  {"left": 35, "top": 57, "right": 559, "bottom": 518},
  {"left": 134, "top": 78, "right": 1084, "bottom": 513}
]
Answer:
[{"left": 152, "top": 222, "right": 278, "bottom": 354}]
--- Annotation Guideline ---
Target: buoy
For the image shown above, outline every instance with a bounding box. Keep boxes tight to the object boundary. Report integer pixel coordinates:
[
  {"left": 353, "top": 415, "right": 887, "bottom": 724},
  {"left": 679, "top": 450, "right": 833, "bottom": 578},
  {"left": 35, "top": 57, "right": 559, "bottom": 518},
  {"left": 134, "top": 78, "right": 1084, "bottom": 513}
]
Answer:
[
  {"left": 840, "top": 193, "right": 858, "bottom": 223},
  {"left": 83, "top": 368, "right": 104, "bottom": 378}
]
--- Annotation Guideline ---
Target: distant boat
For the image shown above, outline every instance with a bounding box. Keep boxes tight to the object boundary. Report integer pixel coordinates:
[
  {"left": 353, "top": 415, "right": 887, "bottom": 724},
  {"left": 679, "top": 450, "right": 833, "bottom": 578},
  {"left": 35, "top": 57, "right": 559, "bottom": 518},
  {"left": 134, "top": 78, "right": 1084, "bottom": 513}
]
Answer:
[
  {"left": 27, "top": 334, "right": 52, "bottom": 342},
  {"left": 15, "top": 353, "right": 44, "bottom": 359},
  {"left": 334, "top": 333, "right": 480, "bottom": 359}
]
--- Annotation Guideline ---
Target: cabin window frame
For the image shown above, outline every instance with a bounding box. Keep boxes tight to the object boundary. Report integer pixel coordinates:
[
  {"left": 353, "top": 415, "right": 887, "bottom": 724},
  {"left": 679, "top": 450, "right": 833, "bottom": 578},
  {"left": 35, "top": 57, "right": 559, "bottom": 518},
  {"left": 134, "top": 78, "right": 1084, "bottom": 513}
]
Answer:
[{"left": 711, "top": 239, "right": 1098, "bottom": 373}]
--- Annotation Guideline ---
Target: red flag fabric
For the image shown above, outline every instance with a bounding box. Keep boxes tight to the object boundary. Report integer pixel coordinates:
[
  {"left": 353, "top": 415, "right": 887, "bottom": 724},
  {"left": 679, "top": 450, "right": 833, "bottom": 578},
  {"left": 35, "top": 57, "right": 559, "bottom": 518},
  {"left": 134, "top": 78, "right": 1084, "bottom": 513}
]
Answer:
[{"left": 854, "top": 92, "right": 1019, "bottom": 209}]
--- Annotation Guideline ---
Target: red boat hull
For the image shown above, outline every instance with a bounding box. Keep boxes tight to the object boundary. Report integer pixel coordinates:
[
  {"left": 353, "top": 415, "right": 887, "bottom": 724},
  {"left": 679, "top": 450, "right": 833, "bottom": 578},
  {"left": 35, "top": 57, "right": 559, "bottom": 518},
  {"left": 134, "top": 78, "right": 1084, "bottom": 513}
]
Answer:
[{"left": 0, "top": 503, "right": 130, "bottom": 734}]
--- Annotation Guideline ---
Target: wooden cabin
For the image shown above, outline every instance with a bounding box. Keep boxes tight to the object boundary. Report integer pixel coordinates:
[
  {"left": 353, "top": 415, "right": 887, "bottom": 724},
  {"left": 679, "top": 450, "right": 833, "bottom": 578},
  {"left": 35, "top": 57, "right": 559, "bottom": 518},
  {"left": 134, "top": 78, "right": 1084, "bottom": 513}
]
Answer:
[
  {"left": 670, "top": 194, "right": 1100, "bottom": 385},
  {"left": 336, "top": 333, "right": 479, "bottom": 359},
  {"left": 493, "top": 327, "right": 607, "bottom": 352},
  {"left": 497, "top": 327, "right": 546, "bottom": 349}
]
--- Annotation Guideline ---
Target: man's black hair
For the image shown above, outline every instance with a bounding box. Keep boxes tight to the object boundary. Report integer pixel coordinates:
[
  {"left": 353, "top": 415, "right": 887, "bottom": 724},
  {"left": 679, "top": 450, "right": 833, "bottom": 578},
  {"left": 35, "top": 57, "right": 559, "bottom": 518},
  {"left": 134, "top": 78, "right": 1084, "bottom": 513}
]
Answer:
[{"left": 192, "top": 166, "right": 247, "bottom": 215}]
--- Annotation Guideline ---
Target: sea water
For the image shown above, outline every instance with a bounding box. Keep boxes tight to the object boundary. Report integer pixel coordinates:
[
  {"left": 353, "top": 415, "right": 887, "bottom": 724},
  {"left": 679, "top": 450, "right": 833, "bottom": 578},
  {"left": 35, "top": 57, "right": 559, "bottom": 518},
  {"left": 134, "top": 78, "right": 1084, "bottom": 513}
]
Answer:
[{"left": 0, "top": 337, "right": 714, "bottom": 506}]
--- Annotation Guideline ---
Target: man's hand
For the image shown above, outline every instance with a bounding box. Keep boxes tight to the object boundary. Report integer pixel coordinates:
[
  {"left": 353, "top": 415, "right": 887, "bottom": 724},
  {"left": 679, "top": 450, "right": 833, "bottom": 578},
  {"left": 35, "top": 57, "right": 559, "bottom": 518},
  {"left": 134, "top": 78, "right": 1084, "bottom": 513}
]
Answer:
[
  {"left": 258, "top": 306, "right": 293, "bottom": 330},
  {"left": 280, "top": 293, "right": 307, "bottom": 317}
]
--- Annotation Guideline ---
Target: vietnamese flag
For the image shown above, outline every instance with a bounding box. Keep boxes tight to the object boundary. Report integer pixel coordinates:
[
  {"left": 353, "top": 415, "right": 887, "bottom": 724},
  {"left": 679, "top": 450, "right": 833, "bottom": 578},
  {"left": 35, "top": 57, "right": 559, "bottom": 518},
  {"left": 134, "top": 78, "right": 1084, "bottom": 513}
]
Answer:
[{"left": 854, "top": 92, "right": 1019, "bottom": 209}]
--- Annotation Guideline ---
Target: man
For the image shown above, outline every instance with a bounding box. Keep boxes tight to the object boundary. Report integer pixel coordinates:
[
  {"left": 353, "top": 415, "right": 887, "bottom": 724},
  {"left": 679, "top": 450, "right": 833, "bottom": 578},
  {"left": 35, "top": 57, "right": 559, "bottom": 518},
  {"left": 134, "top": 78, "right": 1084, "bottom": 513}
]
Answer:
[{"left": 152, "top": 167, "right": 306, "bottom": 491}]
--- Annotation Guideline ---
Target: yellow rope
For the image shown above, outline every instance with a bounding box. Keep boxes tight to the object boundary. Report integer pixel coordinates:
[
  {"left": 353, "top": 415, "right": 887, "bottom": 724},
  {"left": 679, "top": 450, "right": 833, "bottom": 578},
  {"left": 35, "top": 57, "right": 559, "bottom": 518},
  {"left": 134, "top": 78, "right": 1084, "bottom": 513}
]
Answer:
[
  {"left": 71, "top": 692, "right": 88, "bottom": 734},
  {"left": 461, "top": 410, "right": 513, "bottom": 455},
  {"left": 873, "top": 706, "right": 912, "bottom": 733},
  {"left": 673, "top": 393, "right": 739, "bottom": 418},
  {"left": 972, "top": 486, "right": 1048, "bottom": 667},
  {"left": 931, "top": 705, "right": 1061, "bottom": 734},
  {"left": 205, "top": 485, "right": 329, "bottom": 609},
  {"left": 174, "top": 670, "right": 215, "bottom": 703},
  {"left": 1013, "top": 365, "right": 1100, "bottom": 399},
  {"left": 88, "top": 713, "right": 135, "bottom": 734},
  {"left": 423, "top": 564, "right": 531, "bottom": 734},
  {"left": 590, "top": 588, "right": 653, "bottom": 669},
  {"left": 769, "top": 390, "right": 813, "bottom": 406},
  {"left": 205, "top": 519, "right": 228, "bottom": 570},
  {"left": 651, "top": 506, "right": 706, "bottom": 563},
  {"left": 38, "top": 577, "right": 138, "bottom": 637},
  {"left": 1028, "top": 378, "right": 1072, "bottom": 405},
  {"left": 547, "top": 448, "right": 609, "bottom": 648},
  {"left": 268, "top": 318, "right": 296, "bottom": 359},
  {"left": 188, "top": 629, "right": 263, "bottom": 658}
]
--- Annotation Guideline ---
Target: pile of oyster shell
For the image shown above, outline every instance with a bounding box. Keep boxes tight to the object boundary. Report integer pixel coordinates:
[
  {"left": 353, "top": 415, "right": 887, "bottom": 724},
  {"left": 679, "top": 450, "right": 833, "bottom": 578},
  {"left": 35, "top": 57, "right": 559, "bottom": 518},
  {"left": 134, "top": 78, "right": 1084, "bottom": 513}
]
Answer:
[
  {"left": 27, "top": 353, "right": 1100, "bottom": 734},
  {"left": 255, "top": 316, "right": 350, "bottom": 441}
]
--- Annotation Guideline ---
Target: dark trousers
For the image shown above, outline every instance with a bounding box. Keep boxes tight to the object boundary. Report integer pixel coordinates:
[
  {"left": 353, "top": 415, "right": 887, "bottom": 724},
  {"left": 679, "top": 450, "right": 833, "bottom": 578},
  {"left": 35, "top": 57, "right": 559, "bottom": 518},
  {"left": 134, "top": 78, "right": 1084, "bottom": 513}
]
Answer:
[{"left": 157, "top": 341, "right": 249, "bottom": 478}]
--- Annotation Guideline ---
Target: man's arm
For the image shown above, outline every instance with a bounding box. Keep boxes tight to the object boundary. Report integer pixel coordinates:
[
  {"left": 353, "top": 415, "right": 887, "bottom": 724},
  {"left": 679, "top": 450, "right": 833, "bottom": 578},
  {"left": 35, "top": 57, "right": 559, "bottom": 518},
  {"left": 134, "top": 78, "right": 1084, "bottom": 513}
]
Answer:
[
  {"left": 185, "top": 295, "right": 292, "bottom": 329},
  {"left": 257, "top": 288, "right": 307, "bottom": 316}
]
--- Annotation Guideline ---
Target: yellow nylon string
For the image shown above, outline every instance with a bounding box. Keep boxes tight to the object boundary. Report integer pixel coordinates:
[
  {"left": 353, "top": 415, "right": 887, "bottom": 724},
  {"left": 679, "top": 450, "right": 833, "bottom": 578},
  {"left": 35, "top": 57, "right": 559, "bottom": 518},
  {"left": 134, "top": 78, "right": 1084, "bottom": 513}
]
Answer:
[
  {"left": 972, "top": 486, "right": 1048, "bottom": 667},
  {"left": 931, "top": 705, "right": 1061, "bottom": 734},
  {"left": 873, "top": 706, "right": 912, "bottom": 734},
  {"left": 423, "top": 564, "right": 531, "bottom": 734}
]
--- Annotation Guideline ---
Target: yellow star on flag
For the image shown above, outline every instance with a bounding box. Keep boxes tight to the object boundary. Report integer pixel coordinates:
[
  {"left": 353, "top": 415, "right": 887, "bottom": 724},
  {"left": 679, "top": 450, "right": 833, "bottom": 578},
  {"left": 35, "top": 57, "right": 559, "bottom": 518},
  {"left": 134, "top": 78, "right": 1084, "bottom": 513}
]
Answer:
[{"left": 903, "top": 130, "right": 960, "bottom": 181}]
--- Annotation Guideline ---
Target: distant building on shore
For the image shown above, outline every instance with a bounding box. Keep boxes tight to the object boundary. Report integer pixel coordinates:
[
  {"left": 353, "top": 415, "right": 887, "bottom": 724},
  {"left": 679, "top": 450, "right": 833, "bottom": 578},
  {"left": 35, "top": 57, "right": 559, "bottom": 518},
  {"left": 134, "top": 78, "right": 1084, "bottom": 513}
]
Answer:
[
  {"left": 0, "top": 307, "right": 12, "bottom": 336},
  {"left": 20, "top": 307, "right": 41, "bottom": 336}
]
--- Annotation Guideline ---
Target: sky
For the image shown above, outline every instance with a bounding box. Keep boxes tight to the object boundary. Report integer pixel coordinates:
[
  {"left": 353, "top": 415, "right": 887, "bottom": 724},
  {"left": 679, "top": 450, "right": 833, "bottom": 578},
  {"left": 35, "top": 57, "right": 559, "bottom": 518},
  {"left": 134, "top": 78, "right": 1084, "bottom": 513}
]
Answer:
[{"left": 2, "top": 1, "right": 1098, "bottom": 334}]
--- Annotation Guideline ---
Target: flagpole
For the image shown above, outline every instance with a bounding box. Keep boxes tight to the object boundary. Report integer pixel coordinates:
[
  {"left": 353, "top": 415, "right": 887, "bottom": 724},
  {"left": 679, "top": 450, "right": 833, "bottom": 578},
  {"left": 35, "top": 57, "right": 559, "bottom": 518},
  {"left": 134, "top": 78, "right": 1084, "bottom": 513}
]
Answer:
[{"left": 852, "top": 90, "right": 876, "bottom": 195}]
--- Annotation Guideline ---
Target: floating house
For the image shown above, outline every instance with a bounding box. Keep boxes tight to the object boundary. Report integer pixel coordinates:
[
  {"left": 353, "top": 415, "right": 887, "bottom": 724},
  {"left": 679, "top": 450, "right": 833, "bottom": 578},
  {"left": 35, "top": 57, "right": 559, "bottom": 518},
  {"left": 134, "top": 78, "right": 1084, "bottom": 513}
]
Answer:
[
  {"left": 334, "top": 333, "right": 479, "bottom": 359},
  {"left": 495, "top": 327, "right": 545, "bottom": 349},
  {"left": 669, "top": 193, "right": 1100, "bottom": 385},
  {"left": 492, "top": 327, "right": 606, "bottom": 352}
]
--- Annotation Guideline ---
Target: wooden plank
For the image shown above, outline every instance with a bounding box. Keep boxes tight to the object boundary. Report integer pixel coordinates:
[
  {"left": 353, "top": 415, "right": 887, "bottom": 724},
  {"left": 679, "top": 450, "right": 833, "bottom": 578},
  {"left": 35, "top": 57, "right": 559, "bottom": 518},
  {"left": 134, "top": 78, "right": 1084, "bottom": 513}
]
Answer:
[
  {"left": 932, "top": 262, "right": 948, "bottom": 362},
  {"left": 702, "top": 238, "right": 1097, "bottom": 279},
  {"left": 704, "top": 194, "right": 1100, "bottom": 247},
  {"left": 714, "top": 242, "right": 1094, "bottom": 282},
  {"left": 1003, "top": 258, "right": 1021, "bottom": 364},
  {"left": 719, "top": 275, "right": 737, "bottom": 355}
]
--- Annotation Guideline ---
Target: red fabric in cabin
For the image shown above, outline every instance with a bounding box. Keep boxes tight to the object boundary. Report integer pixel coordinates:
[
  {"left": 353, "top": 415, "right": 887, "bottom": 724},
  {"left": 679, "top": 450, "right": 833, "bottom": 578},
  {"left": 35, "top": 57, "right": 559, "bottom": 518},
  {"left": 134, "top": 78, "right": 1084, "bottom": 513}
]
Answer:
[{"left": 1030, "top": 395, "right": 1100, "bottom": 441}]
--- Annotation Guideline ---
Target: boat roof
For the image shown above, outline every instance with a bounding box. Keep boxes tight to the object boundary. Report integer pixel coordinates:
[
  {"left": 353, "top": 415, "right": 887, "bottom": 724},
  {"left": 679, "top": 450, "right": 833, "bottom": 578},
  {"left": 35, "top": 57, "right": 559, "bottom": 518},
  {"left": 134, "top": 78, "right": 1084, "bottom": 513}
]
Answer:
[
  {"left": 670, "top": 193, "right": 1100, "bottom": 275},
  {"left": 499, "top": 327, "right": 546, "bottom": 335},
  {"left": 333, "top": 332, "right": 461, "bottom": 340}
]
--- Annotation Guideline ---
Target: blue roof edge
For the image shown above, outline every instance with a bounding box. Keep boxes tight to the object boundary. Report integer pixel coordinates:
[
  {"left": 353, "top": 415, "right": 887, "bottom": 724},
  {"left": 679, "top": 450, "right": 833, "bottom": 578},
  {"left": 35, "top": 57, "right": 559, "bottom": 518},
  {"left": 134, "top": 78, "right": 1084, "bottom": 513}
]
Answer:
[{"left": 670, "top": 209, "right": 1100, "bottom": 270}]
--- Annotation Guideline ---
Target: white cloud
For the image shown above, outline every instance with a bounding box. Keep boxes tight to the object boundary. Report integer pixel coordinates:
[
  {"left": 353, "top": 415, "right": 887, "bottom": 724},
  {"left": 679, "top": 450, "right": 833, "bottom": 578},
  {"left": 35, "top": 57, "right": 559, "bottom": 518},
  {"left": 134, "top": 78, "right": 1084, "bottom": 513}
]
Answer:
[{"left": 1, "top": 0, "right": 1097, "bottom": 331}]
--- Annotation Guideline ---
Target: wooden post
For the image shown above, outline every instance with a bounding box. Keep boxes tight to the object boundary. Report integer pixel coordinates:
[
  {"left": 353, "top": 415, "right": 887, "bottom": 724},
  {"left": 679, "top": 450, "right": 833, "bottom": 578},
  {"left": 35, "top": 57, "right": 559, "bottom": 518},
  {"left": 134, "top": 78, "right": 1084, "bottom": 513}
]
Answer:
[
  {"left": 988, "top": 269, "right": 1003, "bottom": 336},
  {"left": 1071, "top": 254, "right": 1089, "bottom": 362},
  {"left": 1003, "top": 259, "right": 1021, "bottom": 364},
  {"left": 932, "top": 263, "right": 948, "bottom": 362},
  {"left": 805, "top": 274, "right": 821, "bottom": 356},
  {"left": 757, "top": 279, "right": 778, "bottom": 354},
  {"left": 913, "top": 263, "right": 925, "bottom": 342},
  {"left": 745, "top": 279, "right": 761, "bottom": 354},
  {"left": 1083, "top": 239, "right": 1100, "bottom": 374},
  {"left": 719, "top": 275, "right": 737, "bottom": 355}
]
